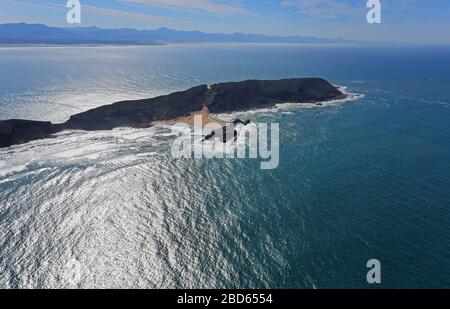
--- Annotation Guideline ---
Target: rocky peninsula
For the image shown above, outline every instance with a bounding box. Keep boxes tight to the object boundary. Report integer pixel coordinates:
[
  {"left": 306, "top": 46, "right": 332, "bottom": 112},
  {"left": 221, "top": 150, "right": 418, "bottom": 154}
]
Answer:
[{"left": 0, "top": 78, "right": 345, "bottom": 148}]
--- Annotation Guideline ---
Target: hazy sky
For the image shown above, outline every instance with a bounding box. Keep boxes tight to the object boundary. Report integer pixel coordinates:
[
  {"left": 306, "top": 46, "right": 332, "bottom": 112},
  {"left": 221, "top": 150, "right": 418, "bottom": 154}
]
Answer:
[{"left": 1, "top": 0, "right": 449, "bottom": 43}]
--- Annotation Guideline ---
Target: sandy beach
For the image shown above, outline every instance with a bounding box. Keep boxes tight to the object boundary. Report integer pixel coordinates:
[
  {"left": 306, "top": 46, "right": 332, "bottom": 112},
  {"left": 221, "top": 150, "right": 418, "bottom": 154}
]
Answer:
[{"left": 151, "top": 106, "right": 226, "bottom": 127}]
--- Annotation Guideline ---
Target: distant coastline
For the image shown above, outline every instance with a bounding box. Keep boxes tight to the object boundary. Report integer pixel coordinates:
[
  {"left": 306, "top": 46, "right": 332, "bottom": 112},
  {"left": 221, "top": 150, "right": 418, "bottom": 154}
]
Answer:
[
  {"left": 0, "top": 42, "right": 359, "bottom": 49},
  {"left": 0, "top": 23, "right": 353, "bottom": 46},
  {"left": 0, "top": 43, "right": 163, "bottom": 48}
]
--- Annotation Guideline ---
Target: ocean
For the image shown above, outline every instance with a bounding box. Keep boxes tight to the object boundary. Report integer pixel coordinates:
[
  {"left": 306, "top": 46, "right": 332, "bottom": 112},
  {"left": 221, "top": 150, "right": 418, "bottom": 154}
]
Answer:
[{"left": 0, "top": 44, "right": 449, "bottom": 288}]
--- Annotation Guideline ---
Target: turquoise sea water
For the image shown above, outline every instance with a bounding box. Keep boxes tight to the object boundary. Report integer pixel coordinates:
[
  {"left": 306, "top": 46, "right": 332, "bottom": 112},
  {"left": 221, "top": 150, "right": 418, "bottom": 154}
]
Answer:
[{"left": 0, "top": 44, "right": 449, "bottom": 288}]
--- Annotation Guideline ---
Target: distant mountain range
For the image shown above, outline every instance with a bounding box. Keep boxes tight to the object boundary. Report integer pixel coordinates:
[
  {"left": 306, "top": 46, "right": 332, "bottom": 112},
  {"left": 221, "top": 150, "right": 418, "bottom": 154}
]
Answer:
[{"left": 0, "top": 23, "right": 351, "bottom": 45}]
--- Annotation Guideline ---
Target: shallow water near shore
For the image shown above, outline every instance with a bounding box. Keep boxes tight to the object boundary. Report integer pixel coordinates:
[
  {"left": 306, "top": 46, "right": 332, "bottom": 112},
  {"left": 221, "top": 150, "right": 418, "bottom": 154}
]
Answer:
[{"left": 1, "top": 44, "right": 450, "bottom": 288}]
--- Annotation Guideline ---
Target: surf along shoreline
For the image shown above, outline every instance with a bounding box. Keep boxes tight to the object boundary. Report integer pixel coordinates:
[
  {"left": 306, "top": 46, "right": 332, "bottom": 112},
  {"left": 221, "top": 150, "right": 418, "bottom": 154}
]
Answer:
[{"left": 0, "top": 78, "right": 348, "bottom": 148}]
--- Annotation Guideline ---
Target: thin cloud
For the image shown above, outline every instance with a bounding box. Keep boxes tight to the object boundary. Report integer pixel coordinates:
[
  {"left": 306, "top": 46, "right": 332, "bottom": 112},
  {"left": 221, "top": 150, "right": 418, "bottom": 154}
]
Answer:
[
  {"left": 83, "top": 5, "right": 169, "bottom": 22},
  {"left": 119, "top": 0, "right": 251, "bottom": 15},
  {"left": 1, "top": 0, "right": 173, "bottom": 23},
  {"left": 281, "top": 0, "right": 362, "bottom": 19}
]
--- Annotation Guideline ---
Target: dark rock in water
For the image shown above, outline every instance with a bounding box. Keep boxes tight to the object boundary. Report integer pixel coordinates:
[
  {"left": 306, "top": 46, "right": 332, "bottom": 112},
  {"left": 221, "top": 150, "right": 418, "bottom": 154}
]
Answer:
[
  {"left": 0, "top": 120, "right": 56, "bottom": 148},
  {"left": 0, "top": 78, "right": 346, "bottom": 148},
  {"left": 233, "top": 119, "right": 251, "bottom": 126},
  {"left": 202, "top": 132, "right": 215, "bottom": 142},
  {"left": 210, "top": 124, "right": 237, "bottom": 143},
  {"left": 316, "top": 102, "right": 324, "bottom": 106},
  {"left": 203, "top": 119, "right": 251, "bottom": 143}
]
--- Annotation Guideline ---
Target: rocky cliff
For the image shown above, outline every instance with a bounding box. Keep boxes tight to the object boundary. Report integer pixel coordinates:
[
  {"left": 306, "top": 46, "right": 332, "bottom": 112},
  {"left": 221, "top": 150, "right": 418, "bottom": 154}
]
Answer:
[{"left": 0, "top": 78, "right": 345, "bottom": 148}]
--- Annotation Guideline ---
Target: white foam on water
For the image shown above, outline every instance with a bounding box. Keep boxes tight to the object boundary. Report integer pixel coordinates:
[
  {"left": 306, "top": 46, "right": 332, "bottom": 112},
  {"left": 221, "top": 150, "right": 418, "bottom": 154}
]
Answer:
[
  {"left": 0, "top": 85, "right": 363, "bottom": 177},
  {"left": 0, "top": 126, "right": 168, "bottom": 179},
  {"left": 0, "top": 163, "right": 29, "bottom": 178}
]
